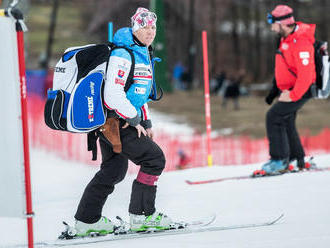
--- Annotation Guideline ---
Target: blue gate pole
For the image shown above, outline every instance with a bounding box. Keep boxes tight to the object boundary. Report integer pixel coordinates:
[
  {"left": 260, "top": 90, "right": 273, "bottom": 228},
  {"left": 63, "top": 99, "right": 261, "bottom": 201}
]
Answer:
[{"left": 108, "top": 22, "right": 113, "bottom": 42}]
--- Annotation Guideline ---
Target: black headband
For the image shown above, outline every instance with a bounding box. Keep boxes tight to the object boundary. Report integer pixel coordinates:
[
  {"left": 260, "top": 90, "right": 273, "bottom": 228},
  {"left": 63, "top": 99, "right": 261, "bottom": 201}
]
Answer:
[{"left": 273, "top": 12, "right": 294, "bottom": 21}]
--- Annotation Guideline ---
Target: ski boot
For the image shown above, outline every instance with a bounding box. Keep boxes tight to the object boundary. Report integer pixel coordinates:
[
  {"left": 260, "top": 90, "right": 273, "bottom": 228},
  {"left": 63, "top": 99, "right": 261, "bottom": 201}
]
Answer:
[
  {"left": 262, "top": 159, "right": 288, "bottom": 175},
  {"left": 304, "top": 157, "right": 317, "bottom": 170},
  {"left": 74, "top": 216, "right": 114, "bottom": 237},
  {"left": 288, "top": 157, "right": 316, "bottom": 172},
  {"left": 129, "top": 212, "right": 173, "bottom": 232},
  {"left": 253, "top": 159, "right": 288, "bottom": 177}
]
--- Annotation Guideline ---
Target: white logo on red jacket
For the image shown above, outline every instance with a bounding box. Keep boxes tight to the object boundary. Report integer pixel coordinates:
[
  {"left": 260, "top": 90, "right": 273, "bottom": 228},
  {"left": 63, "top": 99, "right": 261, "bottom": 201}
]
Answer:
[
  {"left": 302, "top": 59, "right": 309, "bottom": 65},
  {"left": 282, "top": 43, "right": 289, "bottom": 50},
  {"left": 299, "top": 51, "right": 310, "bottom": 66}
]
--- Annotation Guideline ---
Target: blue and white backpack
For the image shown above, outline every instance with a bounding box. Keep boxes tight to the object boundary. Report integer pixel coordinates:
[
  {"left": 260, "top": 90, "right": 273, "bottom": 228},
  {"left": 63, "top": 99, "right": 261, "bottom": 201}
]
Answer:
[{"left": 44, "top": 43, "right": 135, "bottom": 133}]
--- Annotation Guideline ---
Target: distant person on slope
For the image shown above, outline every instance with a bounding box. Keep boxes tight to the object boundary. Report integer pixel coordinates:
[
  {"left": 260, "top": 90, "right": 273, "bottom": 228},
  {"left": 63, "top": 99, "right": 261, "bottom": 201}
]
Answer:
[
  {"left": 259, "top": 5, "right": 316, "bottom": 175},
  {"left": 73, "top": 7, "right": 172, "bottom": 236}
]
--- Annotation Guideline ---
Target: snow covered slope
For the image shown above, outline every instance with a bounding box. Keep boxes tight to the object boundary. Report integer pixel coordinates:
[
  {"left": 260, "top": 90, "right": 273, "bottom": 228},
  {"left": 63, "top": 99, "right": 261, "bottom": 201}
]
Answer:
[{"left": 1, "top": 149, "right": 330, "bottom": 248}]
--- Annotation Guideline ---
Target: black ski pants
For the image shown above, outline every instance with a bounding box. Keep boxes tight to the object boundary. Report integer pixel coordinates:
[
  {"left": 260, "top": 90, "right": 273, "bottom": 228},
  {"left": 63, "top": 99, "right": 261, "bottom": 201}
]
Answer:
[
  {"left": 74, "top": 120, "right": 166, "bottom": 223},
  {"left": 266, "top": 92, "right": 311, "bottom": 161}
]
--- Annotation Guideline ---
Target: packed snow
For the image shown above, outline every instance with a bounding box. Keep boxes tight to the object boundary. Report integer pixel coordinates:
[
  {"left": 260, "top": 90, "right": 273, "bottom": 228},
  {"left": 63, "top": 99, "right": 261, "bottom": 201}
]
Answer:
[{"left": 1, "top": 148, "right": 330, "bottom": 248}]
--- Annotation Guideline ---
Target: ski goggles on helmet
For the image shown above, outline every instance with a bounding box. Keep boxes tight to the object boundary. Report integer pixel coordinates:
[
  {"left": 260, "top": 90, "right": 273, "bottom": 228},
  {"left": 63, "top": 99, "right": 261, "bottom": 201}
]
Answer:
[{"left": 267, "top": 12, "right": 294, "bottom": 24}]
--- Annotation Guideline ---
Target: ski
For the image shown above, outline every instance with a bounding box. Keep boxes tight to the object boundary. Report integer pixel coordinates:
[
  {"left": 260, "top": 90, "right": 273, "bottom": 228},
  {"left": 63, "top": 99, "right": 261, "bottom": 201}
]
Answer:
[
  {"left": 186, "top": 175, "right": 251, "bottom": 185},
  {"left": 30, "top": 214, "right": 215, "bottom": 247},
  {"left": 20, "top": 214, "right": 283, "bottom": 247},
  {"left": 186, "top": 166, "right": 330, "bottom": 185}
]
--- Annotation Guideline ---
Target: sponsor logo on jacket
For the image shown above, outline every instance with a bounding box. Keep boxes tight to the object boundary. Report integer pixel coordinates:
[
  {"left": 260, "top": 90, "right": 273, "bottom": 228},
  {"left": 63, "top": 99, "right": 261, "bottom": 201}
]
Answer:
[
  {"left": 135, "top": 87, "right": 146, "bottom": 94},
  {"left": 118, "top": 70, "right": 125, "bottom": 78},
  {"left": 115, "top": 78, "right": 125, "bottom": 86},
  {"left": 134, "top": 71, "right": 150, "bottom": 77},
  {"left": 299, "top": 51, "right": 310, "bottom": 66},
  {"left": 281, "top": 43, "right": 289, "bottom": 50}
]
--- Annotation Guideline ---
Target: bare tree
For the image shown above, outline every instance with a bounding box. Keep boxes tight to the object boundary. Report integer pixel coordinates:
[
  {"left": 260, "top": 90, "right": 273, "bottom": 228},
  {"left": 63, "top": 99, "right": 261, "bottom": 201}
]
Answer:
[
  {"left": 27, "top": 0, "right": 330, "bottom": 84},
  {"left": 253, "top": 0, "right": 261, "bottom": 82},
  {"left": 230, "top": 0, "right": 240, "bottom": 70},
  {"left": 209, "top": 0, "right": 217, "bottom": 75},
  {"left": 319, "top": 0, "right": 328, "bottom": 41}
]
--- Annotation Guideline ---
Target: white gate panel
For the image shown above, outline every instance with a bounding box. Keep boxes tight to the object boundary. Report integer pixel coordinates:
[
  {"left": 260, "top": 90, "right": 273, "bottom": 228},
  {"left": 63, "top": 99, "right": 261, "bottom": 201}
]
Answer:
[{"left": 0, "top": 16, "right": 26, "bottom": 218}]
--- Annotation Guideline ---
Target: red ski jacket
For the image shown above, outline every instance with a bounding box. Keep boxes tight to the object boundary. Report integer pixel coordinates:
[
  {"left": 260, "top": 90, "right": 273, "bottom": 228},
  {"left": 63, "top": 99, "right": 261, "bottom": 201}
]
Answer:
[{"left": 275, "top": 22, "right": 316, "bottom": 101}]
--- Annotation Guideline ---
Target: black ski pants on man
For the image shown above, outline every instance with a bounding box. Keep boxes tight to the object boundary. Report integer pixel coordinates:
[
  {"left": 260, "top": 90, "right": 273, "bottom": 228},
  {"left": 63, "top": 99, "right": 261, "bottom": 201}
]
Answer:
[
  {"left": 74, "top": 119, "right": 166, "bottom": 224},
  {"left": 266, "top": 91, "right": 311, "bottom": 162}
]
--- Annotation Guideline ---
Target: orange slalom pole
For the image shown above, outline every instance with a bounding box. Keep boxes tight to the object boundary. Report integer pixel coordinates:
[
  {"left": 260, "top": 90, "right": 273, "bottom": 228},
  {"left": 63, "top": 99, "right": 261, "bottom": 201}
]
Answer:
[{"left": 202, "top": 31, "right": 213, "bottom": 167}]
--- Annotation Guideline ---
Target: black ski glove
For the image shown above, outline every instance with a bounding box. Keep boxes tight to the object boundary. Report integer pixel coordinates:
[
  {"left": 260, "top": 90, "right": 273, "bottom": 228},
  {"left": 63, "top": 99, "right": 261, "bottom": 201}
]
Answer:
[{"left": 265, "top": 78, "right": 280, "bottom": 105}]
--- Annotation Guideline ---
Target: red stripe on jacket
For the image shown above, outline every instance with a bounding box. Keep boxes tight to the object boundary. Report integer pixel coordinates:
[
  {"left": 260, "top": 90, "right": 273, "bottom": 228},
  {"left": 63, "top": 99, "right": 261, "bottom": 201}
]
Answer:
[
  {"left": 103, "top": 101, "right": 129, "bottom": 119},
  {"left": 141, "top": 105, "right": 148, "bottom": 120}
]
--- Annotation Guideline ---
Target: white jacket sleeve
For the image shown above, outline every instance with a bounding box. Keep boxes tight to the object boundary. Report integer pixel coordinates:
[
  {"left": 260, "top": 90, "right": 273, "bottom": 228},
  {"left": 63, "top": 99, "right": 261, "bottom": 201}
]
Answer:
[
  {"left": 141, "top": 103, "right": 151, "bottom": 121},
  {"left": 103, "top": 52, "right": 137, "bottom": 120}
]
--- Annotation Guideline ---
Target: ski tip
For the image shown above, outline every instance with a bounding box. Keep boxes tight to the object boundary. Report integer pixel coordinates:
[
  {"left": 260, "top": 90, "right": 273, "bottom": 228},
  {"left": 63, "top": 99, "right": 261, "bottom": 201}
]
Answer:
[
  {"left": 189, "top": 213, "right": 217, "bottom": 226},
  {"left": 251, "top": 169, "right": 266, "bottom": 177},
  {"left": 209, "top": 213, "right": 217, "bottom": 224},
  {"left": 269, "top": 213, "right": 285, "bottom": 225},
  {"left": 185, "top": 180, "right": 193, "bottom": 185},
  {"left": 199, "top": 213, "right": 217, "bottom": 227},
  {"left": 203, "top": 213, "right": 217, "bottom": 225}
]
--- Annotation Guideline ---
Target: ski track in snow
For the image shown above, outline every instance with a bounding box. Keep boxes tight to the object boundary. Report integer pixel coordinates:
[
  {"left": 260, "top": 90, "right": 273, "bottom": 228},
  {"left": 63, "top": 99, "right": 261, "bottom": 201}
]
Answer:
[{"left": 1, "top": 149, "right": 330, "bottom": 248}]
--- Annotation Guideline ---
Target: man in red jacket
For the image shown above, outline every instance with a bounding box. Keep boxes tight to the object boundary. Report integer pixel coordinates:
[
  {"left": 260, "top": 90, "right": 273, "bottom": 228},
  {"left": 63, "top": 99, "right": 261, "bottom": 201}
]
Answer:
[{"left": 261, "top": 5, "right": 315, "bottom": 175}]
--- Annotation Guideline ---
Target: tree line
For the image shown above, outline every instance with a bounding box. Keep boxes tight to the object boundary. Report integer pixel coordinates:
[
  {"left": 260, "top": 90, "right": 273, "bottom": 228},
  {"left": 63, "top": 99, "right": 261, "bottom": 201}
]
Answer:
[{"left": 3, "top": 0, "right": 329, "bottom": 87}]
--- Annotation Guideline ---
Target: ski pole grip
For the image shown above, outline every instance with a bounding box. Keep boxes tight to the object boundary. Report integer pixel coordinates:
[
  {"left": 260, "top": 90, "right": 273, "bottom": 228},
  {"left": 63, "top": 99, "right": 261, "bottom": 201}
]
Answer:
[
  {"left": 0, "top": 7, "right": 23, "bottom": 19},
  {"left": 7, "top": 7, "right": 23, "bottom": 20},
  {"left": 2, "top": 7, "right": 28, "bottom": 32}
]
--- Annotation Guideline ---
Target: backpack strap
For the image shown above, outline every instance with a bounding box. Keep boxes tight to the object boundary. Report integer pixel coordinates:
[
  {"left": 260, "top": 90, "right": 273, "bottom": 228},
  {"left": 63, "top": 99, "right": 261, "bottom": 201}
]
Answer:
[
  {"left": 275, "top": 37, "right": 297, "bottom": 78},
  {"left": 276, "top": 49, "right": 297, "bottom": 78},
  {"left": 104, "top": 42, "right": 116, "bottom": 75},
  {"left": 149, "top": 55, "right": 163, "bottom": 101},
  {"left": 122, "top": 47, "right": 135, "bottom": 92},
  {"left": 87, "top": 130, "right": 99, "bottom": 161},
  {"left": 150, "top": 85, "right": 163, "bottom": 101}
]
